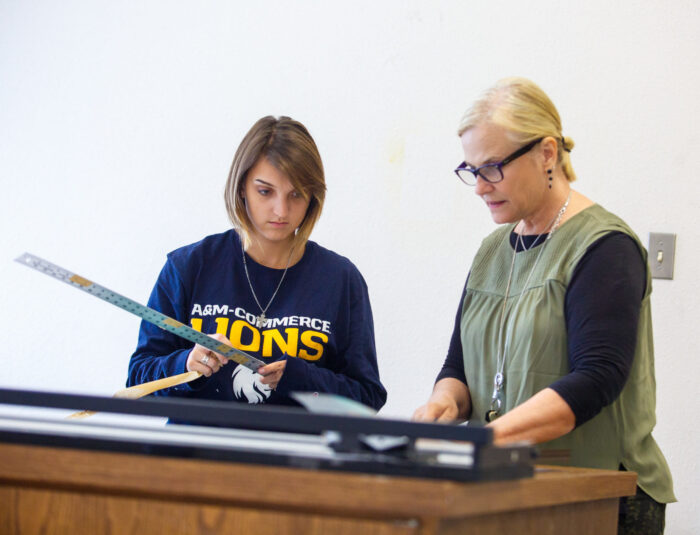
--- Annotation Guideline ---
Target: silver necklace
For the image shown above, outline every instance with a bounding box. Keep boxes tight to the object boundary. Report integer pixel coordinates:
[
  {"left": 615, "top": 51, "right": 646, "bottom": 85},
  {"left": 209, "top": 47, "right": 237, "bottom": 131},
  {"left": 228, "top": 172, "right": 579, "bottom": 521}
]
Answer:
[
  {"left": 486, "top": 191, "right": 572, "bottom": 422},
  {"left": 242, "top": 243, "right": 296, "bottom": 329},
  {"left": 517, "top": 228, "right": 546, "bottom": 253}
]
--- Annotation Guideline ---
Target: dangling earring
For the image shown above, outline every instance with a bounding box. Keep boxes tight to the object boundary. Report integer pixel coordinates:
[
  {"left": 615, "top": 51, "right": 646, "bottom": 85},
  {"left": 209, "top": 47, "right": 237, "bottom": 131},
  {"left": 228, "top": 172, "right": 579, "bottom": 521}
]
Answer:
[{"left": 547, "top": 169, "right": 553, "bottom": 189}]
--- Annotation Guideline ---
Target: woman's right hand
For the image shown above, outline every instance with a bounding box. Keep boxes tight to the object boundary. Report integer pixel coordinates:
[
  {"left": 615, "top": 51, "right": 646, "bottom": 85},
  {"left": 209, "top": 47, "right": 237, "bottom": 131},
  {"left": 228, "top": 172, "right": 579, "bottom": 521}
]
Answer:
[
  {"left": 186, "top": 333, "right": 232, "bottom": 377},
  {"left": 412, "top": 378, "right": 471, "bottom": 423},
  {"left": 412, "top": 393, "right": 460, "bottom": 422}
]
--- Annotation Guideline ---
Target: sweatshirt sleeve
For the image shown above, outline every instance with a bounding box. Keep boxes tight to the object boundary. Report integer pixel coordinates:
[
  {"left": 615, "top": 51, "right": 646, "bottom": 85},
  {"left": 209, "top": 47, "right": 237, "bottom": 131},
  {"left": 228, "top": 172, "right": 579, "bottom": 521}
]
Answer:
[
  {"left": 126, "top": 257, "right": 196, "bottom": 394},
  {"left": 274, "top": 267, "right": 387, "bottom": 411}
]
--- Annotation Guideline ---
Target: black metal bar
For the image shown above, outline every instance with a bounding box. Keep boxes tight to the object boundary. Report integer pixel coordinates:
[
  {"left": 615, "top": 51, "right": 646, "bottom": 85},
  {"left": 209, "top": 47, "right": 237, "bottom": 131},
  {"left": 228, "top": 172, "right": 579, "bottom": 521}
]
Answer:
[{"left": 0, "top": 387, "right": 492, "bottom": 444}]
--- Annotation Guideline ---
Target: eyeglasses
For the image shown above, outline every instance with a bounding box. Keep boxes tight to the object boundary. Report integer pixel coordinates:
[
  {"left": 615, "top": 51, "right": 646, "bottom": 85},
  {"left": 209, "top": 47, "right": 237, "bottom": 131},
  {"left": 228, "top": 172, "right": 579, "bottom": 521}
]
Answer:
[{"left": 454, "top": 137, "right": 544, "bottom": 186}]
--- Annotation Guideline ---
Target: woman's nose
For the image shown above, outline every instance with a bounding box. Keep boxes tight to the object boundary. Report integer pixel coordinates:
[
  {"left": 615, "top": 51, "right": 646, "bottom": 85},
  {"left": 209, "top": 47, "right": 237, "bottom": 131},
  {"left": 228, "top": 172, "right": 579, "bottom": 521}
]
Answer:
[
  {"left": 273, "top": 197, "right": 289, "bottom": 218},
  {"left": 474, "top": 175, "right": 493, "bottom": 196}
]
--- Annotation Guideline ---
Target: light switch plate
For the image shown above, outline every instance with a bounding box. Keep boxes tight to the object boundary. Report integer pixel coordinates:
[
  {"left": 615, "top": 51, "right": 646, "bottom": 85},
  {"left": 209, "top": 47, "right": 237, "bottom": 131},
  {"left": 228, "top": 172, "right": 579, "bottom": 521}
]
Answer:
[{"left": 648, "top": 233, "right": 676, "bottom": 280}]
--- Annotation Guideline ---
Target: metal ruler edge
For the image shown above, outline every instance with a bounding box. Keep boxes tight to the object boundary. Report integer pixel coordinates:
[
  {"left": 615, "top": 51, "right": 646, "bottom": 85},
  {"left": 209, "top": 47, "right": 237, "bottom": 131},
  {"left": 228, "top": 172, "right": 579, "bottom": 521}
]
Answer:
[{"left": 15, "top": 253, "right": 264, "bottom": 372}]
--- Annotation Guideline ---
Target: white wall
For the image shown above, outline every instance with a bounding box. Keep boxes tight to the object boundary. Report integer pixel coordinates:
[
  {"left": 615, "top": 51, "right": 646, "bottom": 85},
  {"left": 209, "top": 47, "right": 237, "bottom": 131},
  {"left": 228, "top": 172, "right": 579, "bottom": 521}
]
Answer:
[{"left": 1, "top": 1, "right": 698, "bottom": 532}]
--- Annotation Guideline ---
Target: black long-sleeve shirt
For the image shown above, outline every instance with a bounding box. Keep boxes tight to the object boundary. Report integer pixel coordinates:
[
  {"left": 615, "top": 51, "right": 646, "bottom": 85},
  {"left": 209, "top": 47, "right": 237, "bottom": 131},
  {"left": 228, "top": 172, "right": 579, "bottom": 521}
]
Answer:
[{"left": 436, "top": 231, "right": 645, "bottom": 426}]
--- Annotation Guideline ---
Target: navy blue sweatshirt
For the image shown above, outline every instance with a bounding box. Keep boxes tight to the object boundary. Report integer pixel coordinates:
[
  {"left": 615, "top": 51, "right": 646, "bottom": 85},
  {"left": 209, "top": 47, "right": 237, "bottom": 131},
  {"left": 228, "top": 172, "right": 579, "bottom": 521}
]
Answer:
[{"left": 128, "top": 230, "right": 387, "bottom": 410}]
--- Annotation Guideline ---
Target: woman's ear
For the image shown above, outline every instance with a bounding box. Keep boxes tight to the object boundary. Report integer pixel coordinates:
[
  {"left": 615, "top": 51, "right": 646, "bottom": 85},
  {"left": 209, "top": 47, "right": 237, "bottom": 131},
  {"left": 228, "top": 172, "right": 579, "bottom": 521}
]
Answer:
[{"left": 541, "top": 136, "right": 559, "bottom": 169}]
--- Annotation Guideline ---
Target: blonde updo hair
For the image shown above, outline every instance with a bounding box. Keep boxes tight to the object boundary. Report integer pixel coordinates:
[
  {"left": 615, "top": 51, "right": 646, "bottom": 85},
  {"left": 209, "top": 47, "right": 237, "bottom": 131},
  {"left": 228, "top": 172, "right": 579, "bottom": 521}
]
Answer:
[{"left": 458, "top": 77, "right": 576, "bottom": 182}]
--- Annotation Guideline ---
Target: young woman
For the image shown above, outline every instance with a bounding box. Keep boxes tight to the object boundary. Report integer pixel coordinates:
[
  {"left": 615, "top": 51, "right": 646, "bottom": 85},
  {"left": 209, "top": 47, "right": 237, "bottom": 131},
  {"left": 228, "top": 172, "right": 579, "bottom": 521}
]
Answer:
[{"left": 128, "top": 116, "right": 386, "bottom": 410}]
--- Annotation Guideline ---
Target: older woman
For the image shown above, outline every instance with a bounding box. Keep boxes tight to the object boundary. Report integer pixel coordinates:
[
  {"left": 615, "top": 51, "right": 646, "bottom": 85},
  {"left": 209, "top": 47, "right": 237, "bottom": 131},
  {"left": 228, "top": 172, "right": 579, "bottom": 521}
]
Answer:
[{"left": 413, "top": 78, "right": 674, "bottom": 533}]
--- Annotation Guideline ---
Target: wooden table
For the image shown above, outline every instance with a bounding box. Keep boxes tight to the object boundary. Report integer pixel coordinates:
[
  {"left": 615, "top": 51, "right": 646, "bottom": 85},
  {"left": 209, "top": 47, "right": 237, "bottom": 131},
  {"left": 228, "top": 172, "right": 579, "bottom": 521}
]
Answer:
[{"left": 0, "top": 442, "right": 636, "bottom": 535}]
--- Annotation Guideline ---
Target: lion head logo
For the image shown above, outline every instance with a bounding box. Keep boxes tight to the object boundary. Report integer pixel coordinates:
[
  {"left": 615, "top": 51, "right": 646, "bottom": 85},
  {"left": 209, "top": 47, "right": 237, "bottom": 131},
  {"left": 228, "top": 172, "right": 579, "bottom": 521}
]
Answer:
[{"left": 231, "top": 365, "right": 272, "bottom": 404}]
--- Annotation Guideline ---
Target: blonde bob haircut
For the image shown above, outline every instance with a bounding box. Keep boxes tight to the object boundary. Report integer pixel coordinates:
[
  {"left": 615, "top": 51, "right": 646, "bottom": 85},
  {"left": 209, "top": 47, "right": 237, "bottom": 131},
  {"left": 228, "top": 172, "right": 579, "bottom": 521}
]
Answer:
[
  {"left": 458, "top": 77, "right": 577, "bottom": 182},
  {"left": 224, "top": 116, "right": 326, "bottom": 250}
]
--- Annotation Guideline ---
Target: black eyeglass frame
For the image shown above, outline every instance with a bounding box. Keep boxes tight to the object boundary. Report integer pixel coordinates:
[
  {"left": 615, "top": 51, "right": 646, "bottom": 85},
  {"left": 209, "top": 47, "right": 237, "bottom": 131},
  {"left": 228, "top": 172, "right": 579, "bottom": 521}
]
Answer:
[{"left": 454, "top": 137, "right": 544, "bottom": 186}]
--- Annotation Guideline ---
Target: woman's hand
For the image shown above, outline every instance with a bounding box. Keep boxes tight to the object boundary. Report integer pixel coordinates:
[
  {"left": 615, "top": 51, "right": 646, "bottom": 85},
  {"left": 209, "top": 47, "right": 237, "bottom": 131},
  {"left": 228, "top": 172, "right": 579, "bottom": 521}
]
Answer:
[
  {"left": 487, "top": 388, "right": 575, "bottom": 446},
  {"left": 257, "top": 360, "right": 287, "bottom": 390},
  {"left": 412, "top": 378, "right": 471, "bottom": 423},
  {"left": 413, "top": 394, "right": 460, "bottom": 422},
  {"left": 186, "top": 333, "right": 231, "bottom": 377}
]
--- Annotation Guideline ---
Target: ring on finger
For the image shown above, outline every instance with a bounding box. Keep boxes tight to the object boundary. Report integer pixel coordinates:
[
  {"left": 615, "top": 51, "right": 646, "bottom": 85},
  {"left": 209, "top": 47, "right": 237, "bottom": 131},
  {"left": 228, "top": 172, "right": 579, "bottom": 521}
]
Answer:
[{"left": 201, "top": 355, "right": 210, "bottom": 365}]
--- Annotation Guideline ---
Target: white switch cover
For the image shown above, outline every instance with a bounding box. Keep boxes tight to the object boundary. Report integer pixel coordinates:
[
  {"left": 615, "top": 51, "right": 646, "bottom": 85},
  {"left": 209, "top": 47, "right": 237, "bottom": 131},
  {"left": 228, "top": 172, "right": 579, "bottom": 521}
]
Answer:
[{"left": 648, "top": 233, "right": 676, "bottom": 280}]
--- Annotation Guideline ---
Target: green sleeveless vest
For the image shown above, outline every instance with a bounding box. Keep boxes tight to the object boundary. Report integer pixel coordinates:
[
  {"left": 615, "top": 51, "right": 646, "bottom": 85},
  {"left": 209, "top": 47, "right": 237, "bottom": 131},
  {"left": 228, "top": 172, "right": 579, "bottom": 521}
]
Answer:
[{"left": 462, "top": 204, "right": 675, "bottom": 503}]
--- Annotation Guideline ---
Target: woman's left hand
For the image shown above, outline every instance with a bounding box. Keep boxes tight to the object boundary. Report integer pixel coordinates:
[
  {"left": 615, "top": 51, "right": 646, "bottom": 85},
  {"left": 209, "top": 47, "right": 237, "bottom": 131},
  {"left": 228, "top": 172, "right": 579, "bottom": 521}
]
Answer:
[
  {"left": 257, "top": 360, "right": 287, "bottom": 390},
  {"left": 488, "top": 388, "right": 575, "bottom": 445}
]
